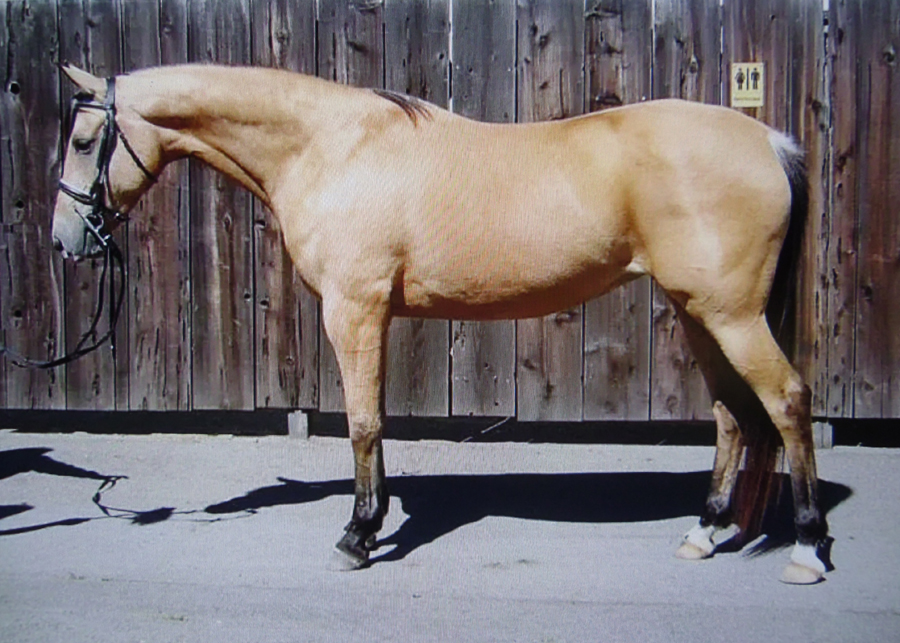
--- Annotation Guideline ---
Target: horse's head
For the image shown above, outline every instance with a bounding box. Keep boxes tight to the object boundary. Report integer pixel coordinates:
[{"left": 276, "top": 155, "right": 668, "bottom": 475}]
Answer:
[{"left": 53, "top": 65, "right": 160, "bottom": 259}]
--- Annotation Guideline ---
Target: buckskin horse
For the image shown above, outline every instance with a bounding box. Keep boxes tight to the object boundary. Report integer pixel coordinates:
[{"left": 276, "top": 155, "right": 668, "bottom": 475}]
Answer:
[{"left": 51, "top": 64, "right": 829, "bottom": 583}]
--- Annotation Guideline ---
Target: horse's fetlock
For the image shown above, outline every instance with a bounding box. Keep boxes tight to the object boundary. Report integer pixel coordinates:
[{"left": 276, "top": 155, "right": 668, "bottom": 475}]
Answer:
[
  {"left": 701, "top": 498, "right": 733, "bottom": 528},
  {"left": 351, "top": 495, "right": 385, "bottom": 535},
  {"left": 795, "top": 511, "right": 827, "bottom": 545}
]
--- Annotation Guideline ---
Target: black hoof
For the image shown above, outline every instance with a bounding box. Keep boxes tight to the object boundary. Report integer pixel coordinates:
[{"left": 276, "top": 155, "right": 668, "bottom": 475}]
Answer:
[
  {"left": 331, "top": 545, "right": 369, "bottom": 571},
  {"left": 332, "top": 526, "right": 375, "bottom": 570}
]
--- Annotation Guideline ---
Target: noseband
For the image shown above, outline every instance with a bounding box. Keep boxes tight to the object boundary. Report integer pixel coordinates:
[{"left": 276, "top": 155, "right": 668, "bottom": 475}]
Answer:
[
  {"left": 58, "top": 77, "right": 156, "bottom": 249},
  {"left": 1, "top": 76, "right": 154, "bottom": 370}
]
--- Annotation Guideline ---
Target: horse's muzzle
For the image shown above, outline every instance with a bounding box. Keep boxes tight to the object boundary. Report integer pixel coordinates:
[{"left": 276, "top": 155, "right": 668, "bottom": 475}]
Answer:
[{"left": 52, "top": 234, "right": 104, "bottom": 261}]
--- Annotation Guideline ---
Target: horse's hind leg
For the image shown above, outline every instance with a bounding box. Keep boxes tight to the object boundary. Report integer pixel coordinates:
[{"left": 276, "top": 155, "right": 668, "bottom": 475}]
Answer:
[
  {"left": 704, "top": 314, "right": 828, "bottom": 584},
  {"left": 321, "top": 293, "right": 391, "bottom": 570},
  {"left": 676, "top": 401, "right": 743, "bottom": 559},
  {"left": 673, "top": 307, "right": 750, "bottom": 560}
]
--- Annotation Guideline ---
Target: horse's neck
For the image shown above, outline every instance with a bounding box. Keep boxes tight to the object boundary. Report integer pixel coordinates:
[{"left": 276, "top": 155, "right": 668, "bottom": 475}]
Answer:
[{"left": 128, "top": 66, "right": 359, "bottom": 205}]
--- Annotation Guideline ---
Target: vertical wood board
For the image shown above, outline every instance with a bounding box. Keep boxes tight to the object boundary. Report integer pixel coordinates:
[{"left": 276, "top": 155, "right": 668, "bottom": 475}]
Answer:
[
  {"left": 58, "top": 0, "right": 125, "bottom": 410},
  {"left": 583, "top": 0, "right": 653, "bottom": 421},
  {"left": 515, "top": 0, "right": 585, "bottom": 422},
  {"left": 723, "top": 0, "right": 792, "bottom": 130},
  {"left": 0, "top": 0, "right": 65, "bottom": 408},
  {"left": 450, "top": 0, "right": 517, "bottom": 417},
  {"left": 384, "top": 0, "right": 451, "bottom": 417},
  {"left": 852, "top": 0, "right": 900, "bottom": 417},
  {"left": 790, "top": 0, "right": 829, "bottom": 417},
  {"left": 316, "top": 0, "right": 386, "bottom": 413},
  {"left": 188, "top": 0, "right": 255, "bottom": 410},
  {"left": 827, "top": 0, "right": 861, "bottom": 418},
  {"left": 251, "top": 0, "right": 319, "bottom": 409},
  {"left": 122, "top": 0, "right": 192, "bottom": 411},
  {"left": 649, "top": 0, "right": 719, "bottom": 421}
]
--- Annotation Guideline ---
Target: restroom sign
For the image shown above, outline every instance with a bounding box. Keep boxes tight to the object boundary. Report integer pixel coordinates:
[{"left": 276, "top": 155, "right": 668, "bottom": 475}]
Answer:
[{"left": 731, "top": 62, "right": 764, "bottom": 108}]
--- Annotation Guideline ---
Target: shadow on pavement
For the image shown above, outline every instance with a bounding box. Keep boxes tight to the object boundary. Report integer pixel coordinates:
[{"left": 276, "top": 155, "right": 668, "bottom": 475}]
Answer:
[
  {"left": 0, "top": 447, "right": 112, "bottom": 482},
  {"left": 0, "top": 446, "right": 853, "bottom": 564},
  {"left": 204, "top": 472, "right": 852, "bottom": 565},
  {"left": 0, "top": 447, "right": 126, "bottom": 535}
]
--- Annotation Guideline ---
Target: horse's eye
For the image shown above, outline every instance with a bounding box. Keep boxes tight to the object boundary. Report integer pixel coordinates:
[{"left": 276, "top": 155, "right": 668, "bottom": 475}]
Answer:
[{"left": 73, "top": 138, "right": 94, "bottom": 154}]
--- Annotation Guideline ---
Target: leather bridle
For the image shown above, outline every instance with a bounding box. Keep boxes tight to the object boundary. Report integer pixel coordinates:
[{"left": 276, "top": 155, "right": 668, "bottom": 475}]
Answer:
[
  {"left": 58, "top": 77, "right": 156, "bottom": 250},
  {"left": 1, "top": 76, "right": 155, "bottom": 369}
]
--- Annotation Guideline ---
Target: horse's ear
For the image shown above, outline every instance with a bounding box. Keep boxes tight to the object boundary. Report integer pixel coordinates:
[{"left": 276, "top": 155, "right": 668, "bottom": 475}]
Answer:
[{"left": 60, "top": 64, "right": 106, "bottom": 98}]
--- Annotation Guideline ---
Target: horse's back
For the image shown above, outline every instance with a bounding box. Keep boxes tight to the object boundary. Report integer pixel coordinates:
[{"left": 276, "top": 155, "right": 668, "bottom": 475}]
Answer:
[{"left": 393, "top": 100, "right": 788, "bottom": 319}]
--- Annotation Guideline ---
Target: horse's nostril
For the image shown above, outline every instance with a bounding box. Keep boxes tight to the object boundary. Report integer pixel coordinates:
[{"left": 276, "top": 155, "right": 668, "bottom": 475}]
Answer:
[{"left": 52, "top": 238, "right": 64, "bottom": 252}]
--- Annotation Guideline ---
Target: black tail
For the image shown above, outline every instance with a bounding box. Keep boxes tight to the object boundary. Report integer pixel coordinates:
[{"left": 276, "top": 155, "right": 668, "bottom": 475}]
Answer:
[
  {"left": 766, "top": 137, "right": 809, "bottom": 355},
  {"left": 735, "top": 134, "right": 809, "bottom": 540}
]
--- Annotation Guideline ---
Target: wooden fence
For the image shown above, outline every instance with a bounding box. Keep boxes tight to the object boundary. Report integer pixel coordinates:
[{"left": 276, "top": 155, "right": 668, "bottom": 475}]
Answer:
[{"left": 0, "top": 0, "right": 897, "bottom": 421}]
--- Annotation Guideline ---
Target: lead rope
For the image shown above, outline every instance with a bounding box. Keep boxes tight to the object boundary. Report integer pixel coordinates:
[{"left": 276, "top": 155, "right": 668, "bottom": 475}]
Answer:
[{"left": 0, "top": 239, "right": 126, "bottom": 369}]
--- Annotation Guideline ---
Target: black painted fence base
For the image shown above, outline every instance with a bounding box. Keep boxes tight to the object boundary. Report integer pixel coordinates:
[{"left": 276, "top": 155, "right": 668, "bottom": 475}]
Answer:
[{"left": 1, "top": 410, "right": 897, "bottom": 448}]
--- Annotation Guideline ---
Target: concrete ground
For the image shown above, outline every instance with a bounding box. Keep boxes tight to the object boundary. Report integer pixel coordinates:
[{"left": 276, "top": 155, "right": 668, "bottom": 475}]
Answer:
[{"left": 0, "top": 429, "right": 897, "bottom": 642}]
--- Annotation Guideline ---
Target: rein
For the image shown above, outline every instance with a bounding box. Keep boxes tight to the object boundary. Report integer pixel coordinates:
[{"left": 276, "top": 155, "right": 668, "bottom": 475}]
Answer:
[
  {"left": 0, "top": 77, "right": 148, "bottom": 370},
  {"left": 0, "top": 242, "right": 126, "bottom": 369}
]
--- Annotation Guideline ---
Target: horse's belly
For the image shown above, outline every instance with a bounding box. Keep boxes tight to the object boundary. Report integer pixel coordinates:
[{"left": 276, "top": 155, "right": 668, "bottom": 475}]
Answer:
[{"left": 393, "top": 257, "right": 639, "bottom": 321}]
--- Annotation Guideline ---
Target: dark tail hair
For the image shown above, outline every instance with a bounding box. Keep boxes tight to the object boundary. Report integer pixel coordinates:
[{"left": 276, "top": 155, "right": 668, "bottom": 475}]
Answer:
[
  {"left": 734, "top": 133, "right": 809, "bottom": 539},
  {"left": 767, "top": 136, "right": 809, "bottom": 353}
]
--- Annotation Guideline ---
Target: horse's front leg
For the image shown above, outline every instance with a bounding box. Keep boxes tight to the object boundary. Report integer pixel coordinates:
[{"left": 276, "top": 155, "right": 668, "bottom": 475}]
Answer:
[{"left": 322, "top": 293, "right": 391, "bottom": 570}]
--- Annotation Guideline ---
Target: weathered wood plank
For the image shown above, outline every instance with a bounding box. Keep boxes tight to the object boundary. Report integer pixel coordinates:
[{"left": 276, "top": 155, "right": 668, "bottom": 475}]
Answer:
[
  {"left": 788, "top": 0, "right": 829, "bottom": 418},
  {"left": 188, "top": 0, "right": 255, "bottom": 410},
  {"left": 384, "top": 0, "right": 450, "bottom": 102},
  {"left": 515, "top": 0, "right": 585, "bottom": 422},
  {"left": 583, "top": 0, "right": 652, "bottom": 420},
  {"left": 251, "top": 0, "right": 319, "bottom": 409},
  {"left": 649, "top": 0, "right": 719, "bottom": 421},
  {"left": 0, "top": 2, "right": 7, "bottom": 408},
  {"left": 828, "top": 0, "right": 861, "bottom": 418},
  {"left": 450, "top": 0, "right": 517, "bottom": 417},
  {"left": 653, "top": 0, "right": 719, "bottom": 105},
  {"left": 58, "top": 0, "right": 125, "bottom": 410},
  {"left": 0, "top": 0, "right": 65, "bottom": 408},
  {"left": 121, "top": 0, "right": 191, "bottom": 411},
  {"left": 317, "top": 0, "right": 385, "bottom": 86},
  {"left": 852, "top": 0, "right": 900, "bottom": 418},
  {"left": 383, "top": 0, "right": 451, "bottom": 417},
  {"left": 317, "top": 0, "right": 386, "bottom": 413}
]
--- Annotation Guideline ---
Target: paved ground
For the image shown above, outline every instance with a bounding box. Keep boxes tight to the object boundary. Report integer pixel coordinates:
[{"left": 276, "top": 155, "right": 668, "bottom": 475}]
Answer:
[{"left": 0, "top": 429, "right": 897, "bottom": 642}]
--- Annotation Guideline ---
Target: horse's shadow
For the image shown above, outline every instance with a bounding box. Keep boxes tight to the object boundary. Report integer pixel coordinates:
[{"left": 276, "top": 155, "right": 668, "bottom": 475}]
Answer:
[
  {"left": 205, "top": 471, "right": 853, "bottom": 565},
  {"left": 0, "top": 446, "right": 853, "bottom": 561}
]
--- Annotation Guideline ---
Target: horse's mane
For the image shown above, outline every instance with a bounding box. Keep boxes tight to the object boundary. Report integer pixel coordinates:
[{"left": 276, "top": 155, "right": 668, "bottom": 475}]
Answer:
[{"left": 372, "top": 89, "right": 433, "bottom": 126}]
